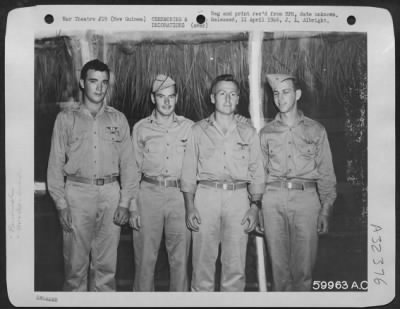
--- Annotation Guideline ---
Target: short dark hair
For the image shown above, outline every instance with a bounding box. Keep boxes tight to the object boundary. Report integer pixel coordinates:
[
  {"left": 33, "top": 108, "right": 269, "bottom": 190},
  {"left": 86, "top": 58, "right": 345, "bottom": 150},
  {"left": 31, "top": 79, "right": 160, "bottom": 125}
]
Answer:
[
  {"left": 80, "top": 59, "right": 110, "bottom": 80},
  {"left": 210, "top": 74, "right": 240, "bottom": 94}
]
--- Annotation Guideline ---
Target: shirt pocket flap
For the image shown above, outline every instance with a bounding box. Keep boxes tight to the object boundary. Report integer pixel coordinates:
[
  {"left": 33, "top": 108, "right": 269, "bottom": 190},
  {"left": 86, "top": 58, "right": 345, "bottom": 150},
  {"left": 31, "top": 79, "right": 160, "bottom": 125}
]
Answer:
[
  {"left": 299, "top": 143, "right": 316, "bottom": 155},
  {"left": 233, "top": 142, "right": 250, "bottom": 160},
  {"left": 146, "top": 143, "right": 163, "bottom": 153},
  {"left": 176, "top": 139, "right": 187, "bottom": 153},
  {"left": 267, "top": 140, "right": 280, "bottom": 155},
  {"left": 69, "top": 131, "right": 88, "bottom": 144},
  {"left": 102, "top": 127, "right": 122, "bottom": 142}
]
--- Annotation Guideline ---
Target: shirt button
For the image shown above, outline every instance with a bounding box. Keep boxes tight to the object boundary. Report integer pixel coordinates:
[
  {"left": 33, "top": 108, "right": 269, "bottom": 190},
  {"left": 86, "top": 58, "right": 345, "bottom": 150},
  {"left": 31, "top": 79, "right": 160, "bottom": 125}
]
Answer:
[
  {"left": 166, "top": 156, "right": 169, "bottom": 159},
  {"left": 288, "top": 141, "right": 291, "bottom": 144},
  {"left": 167, "top": 143, "right": 170, "bottom": 146},
  {"left": 224, "top": 152, "right": 226, "bottom": 155},
  {"left": 288, "top": 155, "right": 291, "bottom": 158},
  {"left": 94, "top": 146, "right": 96, "bottom": 149}
]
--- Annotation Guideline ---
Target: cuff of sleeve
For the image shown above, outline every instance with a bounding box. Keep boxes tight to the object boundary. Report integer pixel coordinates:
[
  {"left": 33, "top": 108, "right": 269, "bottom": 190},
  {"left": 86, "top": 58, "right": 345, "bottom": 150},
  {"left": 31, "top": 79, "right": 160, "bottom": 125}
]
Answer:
[
  {"left": 319, "top": 204, "right": 333, "bottom": 216},
  {"left": 248, "top": 183, "right": 265, "bottom": 195},
  {"left": 180, "top": 181, "right": 197, "bottom": 194},
  {"left": 249, "top": 193, "right": 263, "bottom": 202},
  {"left": 55, "top": 198, "right": 68, "bottom": 211},
  {"left": 129, "top": 199, "right": 138, "bottom": 212},
  {"left": 118, "top": 197, "right": 130, "bottom": 209}
]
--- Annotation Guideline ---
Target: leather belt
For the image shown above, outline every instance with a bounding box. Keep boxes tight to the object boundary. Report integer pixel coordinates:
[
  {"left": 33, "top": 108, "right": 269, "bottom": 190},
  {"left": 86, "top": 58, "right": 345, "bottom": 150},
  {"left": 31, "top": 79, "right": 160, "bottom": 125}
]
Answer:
[
  {"left": 198, "top": 180, "right": 247, "bottom": 191},
  {"left": 142, "top": 175, "right": 180, "bottom": 188},
  {"left": 67, "top": 175, "right": 118, "bottom": 186},
  {"left": 267, "top": 180, "right": 317, "bottom": 191}
]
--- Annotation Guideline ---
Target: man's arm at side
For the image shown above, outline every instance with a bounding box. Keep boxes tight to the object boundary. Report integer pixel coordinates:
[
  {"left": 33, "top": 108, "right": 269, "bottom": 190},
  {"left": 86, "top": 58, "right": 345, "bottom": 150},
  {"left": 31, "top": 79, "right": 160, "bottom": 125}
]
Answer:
[{"left": 47, "top": 112, "right": 72, "bottom": 232}]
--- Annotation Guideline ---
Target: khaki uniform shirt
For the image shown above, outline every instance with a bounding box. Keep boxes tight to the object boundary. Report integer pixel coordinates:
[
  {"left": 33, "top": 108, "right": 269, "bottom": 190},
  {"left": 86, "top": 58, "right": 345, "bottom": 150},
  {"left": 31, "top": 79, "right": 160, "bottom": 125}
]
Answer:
[
  {"left": 259, "top": 111, "right": 337, "bottom": 207},
  {"left": 130, "top": 111, "right": 194, "bottom": 211},
  {"left": 181, "top": 113, "right": 265, "bottom": 197},
  {"left": 47, "top": 104, "right": 137, "bottom": 210}
]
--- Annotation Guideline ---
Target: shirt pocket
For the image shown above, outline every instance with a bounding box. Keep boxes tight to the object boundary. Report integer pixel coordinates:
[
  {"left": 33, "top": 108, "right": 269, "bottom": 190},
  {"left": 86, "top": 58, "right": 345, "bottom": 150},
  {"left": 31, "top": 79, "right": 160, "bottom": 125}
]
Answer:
[
  {"left": 145, "top": 142, "right": 163, "bottom": 153},
  {"left": 142, "top": 140, "right": 164, "bottom": 172},
  {"left": 266, "top": 140, "right": 282, "bottom": 171},
  {"left": 65, "top": 131, "right": 89, "bottom": 173},
  {"left": 232, "top": 142, "right": 250, "bottom": 161},
  {"left": 267, "top": 140, "right": 281, "bottom": 158},
  {"left": 68, "top": 130, "right": 88, "bottom": 152},
  {"left": 100, "top": 127, "right": 123, "bottom": 165},
  {"left": 298, "top": 142, "right": 316, "bottom": 159},
  {"left": 231, "top": 142, "right": 250, "bottom": 177},
  {"left": 175, "top": 139, "right": 187, "bottom": 154},
  {"left": 102, "top": 126, "right": 122, "bottom": 143}
]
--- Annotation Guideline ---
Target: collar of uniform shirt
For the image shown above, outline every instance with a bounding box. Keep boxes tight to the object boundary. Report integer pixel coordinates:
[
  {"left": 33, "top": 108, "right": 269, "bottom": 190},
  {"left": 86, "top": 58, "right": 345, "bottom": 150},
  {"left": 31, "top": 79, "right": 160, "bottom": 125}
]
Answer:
[
  {"left": 149, "top": 110, "right": 184, "bottom": 126},
  {"left": 275, "top": 109, "right": 306, "bottom": 127},
  {"left": 206, "top": 112, "right": 241, "bottom": 126},
  {"left": 80, "top": 101, "right": 108, "bottom": 117},
  {"left": 206, "top": 112, "right": 238, "bottom": 135}
]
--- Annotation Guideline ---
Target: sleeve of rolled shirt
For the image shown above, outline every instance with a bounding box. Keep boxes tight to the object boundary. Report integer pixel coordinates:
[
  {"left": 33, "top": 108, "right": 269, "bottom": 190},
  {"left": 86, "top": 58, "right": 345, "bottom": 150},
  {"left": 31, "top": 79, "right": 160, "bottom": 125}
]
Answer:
[
  {"left": 129, "top": 121, "right": 145, "bottom": 211},
  {"left": 180, "top": 124, "right": 198, "bottom": 194},
  {"left": 47, "top": 112, "right": 69, "bottom": 211},
  {"left": 117, "top": 113, "right": 139, "bottom": 209},
  {"left": 259, "top": 129, "right": 268, "bottom": 175},
  {"left": 316, "top": 127, "right": 337, "bottom": 213},
  {"left": 247, "top": 127, "right": 265, "bottom": 200}
]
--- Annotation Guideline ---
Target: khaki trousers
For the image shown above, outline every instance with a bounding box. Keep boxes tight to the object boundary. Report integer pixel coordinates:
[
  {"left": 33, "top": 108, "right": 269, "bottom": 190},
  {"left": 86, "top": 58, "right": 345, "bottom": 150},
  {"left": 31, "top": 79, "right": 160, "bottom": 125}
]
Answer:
[
  {"left": 63, "top": 181, "right": 121, "bottom": 291},
  {"left": 191, "top": 185, "right": 249, "bottom": 292},
  {"left": 262, "top": 186, "right": 321, "bottom": 291},
  {"left": 133, "top": 181, "right": 190, "bottom": 291}
]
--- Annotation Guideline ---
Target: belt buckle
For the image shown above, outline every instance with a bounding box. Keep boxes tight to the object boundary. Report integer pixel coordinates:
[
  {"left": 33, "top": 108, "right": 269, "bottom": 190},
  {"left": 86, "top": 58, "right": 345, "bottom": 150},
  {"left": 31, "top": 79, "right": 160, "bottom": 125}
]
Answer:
[
  {"left": 287, "top": 181, "right": 293, "bottom": 190},
  {"left": 96, "top": 178, "right": 105, "bottom": 186},
  {"left": 222, "top": 183, "right": 228, "bottom": 190}
]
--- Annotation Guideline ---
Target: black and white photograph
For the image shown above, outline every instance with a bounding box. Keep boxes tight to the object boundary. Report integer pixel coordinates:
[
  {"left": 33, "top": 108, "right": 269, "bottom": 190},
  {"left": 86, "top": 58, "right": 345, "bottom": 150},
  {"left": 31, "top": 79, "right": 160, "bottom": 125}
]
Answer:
[{"left": 5, "top": 5, "right": 395, "bottom": 307}]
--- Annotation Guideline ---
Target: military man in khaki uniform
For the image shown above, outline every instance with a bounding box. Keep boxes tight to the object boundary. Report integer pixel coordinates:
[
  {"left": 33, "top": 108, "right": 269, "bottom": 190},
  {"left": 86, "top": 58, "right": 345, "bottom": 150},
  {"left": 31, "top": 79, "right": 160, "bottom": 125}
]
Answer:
[
  {"left": 260, "top": 74, "right": 337, "bottom": 291},
  {"left": 181, "top": 74, "right": 265, "bottom": 291},
  {"left": 47, "top": 59, "right": 137, "bottom": 291},
  {"left": 129, "top": 74, "right": 193, "bottom": 291}
]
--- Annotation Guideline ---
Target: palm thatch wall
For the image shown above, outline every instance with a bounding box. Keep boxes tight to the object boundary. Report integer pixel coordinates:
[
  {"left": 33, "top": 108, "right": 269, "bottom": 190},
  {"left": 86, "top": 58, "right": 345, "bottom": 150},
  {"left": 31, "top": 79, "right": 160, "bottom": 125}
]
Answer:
[
  {"left": 108, "top": 39, "right": 250, "bottom": 122},
  {"left": 34, "top": 31, "right": 367, "bottom": 225}
]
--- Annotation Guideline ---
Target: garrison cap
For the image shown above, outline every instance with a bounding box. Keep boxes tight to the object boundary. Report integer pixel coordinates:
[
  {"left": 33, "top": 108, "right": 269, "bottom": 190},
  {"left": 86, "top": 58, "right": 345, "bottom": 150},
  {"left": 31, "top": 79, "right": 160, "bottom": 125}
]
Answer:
[
  {"left": 152, "top": 74, "right": 176, "bottom": 93},
  {"left": 266, "top": 74, "right": 297, "bottom": 90}
]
